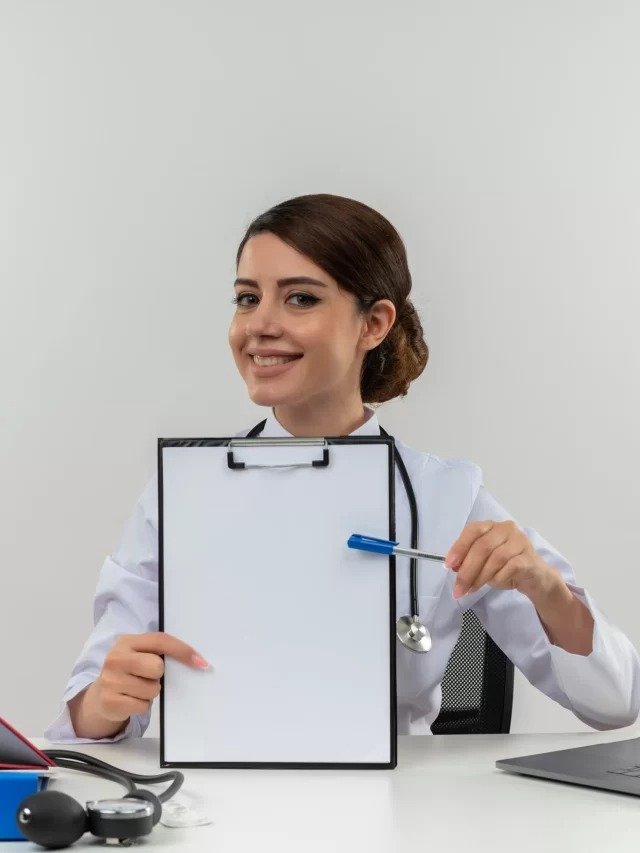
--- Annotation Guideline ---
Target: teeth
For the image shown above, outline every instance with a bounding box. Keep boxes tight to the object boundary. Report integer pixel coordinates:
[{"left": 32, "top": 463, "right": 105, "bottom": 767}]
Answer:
[{"left": 253, "top": 355, "right": 298, "bottom": 366}]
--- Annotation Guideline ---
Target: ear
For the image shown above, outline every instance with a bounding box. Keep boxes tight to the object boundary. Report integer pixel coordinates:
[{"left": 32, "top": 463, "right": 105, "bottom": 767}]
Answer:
[{"left": 359, "top": 299, "right": 396, "bottom": 353}]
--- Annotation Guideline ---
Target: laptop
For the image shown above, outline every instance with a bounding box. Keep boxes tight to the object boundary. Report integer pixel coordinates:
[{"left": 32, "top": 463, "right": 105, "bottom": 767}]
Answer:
[{"left": 496, "top": 737, "right": 640, "bottom": 796}]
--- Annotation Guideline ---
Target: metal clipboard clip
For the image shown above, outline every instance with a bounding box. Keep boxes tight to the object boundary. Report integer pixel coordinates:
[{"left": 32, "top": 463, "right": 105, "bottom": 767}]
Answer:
[{"left": 227, "top": 437, "right": 330, "bottom": 470}]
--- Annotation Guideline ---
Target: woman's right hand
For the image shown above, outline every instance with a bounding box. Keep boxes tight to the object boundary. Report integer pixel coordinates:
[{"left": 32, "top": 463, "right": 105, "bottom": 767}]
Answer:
[
  {"left": 69, "top": 632, "right": 209, "bottom": 738},
  {"left": 95, "top": 632, "right": 209, "bottom": 722}
]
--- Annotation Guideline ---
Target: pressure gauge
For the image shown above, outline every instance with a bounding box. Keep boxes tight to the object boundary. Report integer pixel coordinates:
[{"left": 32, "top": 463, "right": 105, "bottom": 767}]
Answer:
[{"left": 85, "top": 798, "right": 154, "bottom": 846}]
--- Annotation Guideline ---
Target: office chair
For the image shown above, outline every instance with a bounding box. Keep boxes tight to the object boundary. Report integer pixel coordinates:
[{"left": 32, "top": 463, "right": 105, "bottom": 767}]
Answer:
[{"left": 430, "top": 609, "right": 514, "bottom": 734}]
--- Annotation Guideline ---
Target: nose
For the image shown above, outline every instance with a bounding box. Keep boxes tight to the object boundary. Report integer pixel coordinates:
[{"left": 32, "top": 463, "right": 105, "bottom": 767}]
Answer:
[{"left": 243, "top": 294, "right": 283, "bottom": 338}]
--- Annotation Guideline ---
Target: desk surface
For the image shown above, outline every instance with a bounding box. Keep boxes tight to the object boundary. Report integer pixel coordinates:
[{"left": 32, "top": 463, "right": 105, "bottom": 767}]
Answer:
[{"left": 6, "top": 730, "right": 640, "bottom": 852}]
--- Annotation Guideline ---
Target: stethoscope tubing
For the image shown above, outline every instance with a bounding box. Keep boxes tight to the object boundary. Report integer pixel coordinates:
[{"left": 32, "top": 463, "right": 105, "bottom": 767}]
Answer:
[
  {"left": 44, "top": 749, "right": 184, "bottom": 803},
  {"left": 378, "top": 426, "right": 420, "bottom": 618},
  {"left": 246, "top": 420, "right": 421, "bottom": 623}
]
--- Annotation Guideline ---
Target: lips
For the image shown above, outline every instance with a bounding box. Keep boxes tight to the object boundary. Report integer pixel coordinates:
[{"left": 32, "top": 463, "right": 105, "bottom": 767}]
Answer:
[
  {"left": 247, "top": 351, "right": 303, "bottom": 359},
  {"left": 247, "top": 352, "right": 302, "bottom": 377}
]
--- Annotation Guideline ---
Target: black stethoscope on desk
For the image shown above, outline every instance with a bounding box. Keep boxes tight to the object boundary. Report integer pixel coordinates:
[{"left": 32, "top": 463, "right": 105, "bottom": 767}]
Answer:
[
  {"left": 246, "top": 419, "right": 432, "bottom": 653},
  {"left": 16, "top": 750, "right": 184, "bottom": 848}
]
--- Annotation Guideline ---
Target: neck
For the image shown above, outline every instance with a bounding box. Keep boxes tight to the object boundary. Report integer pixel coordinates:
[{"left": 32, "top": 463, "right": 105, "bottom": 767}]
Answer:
[{"left": 273, "top": 397, "right": 369, "bottom": 437}]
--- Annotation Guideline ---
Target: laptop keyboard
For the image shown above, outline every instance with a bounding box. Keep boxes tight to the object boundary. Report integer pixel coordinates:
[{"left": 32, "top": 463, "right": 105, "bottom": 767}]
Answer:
[{"left": 608, "top": 766, "right": 640, "bottom": 777}]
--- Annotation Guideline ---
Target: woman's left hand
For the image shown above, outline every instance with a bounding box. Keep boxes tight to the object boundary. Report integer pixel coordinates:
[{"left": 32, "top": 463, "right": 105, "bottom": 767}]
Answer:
[{"left": 445, "top": 519, "right": 558, "bottom": 600}]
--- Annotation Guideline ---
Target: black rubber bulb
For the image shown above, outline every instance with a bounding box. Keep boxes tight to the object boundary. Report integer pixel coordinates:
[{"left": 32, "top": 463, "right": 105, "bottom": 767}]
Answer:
[
  {"left": 124, "top": 790, "right": 162, "bottom": 825},
  {"left": 16, "top": 790, "right": 88, "bottom": 849}
]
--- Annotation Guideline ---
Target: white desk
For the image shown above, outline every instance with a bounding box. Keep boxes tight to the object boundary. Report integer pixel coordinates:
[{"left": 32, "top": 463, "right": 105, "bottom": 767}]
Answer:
[{"left": 6, "top": 730, "right": 640, "bottom": 852}]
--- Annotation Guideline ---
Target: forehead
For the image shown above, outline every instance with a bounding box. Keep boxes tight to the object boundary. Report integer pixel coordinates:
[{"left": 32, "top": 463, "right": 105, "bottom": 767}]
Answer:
[{"left": 237, "top": 233, "right": 337, "bottom": 286}]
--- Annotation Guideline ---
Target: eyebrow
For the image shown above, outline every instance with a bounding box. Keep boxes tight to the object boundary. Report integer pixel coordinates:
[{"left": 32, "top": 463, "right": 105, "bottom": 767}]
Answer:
[{"left": 233, "top": 276, "right": 328, "bottom": 288}]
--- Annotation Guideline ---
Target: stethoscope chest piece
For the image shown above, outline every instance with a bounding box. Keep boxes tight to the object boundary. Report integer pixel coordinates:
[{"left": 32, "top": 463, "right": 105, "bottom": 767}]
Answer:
[{"left": 396, "top": 615, "right": 432, "bottom": 653}]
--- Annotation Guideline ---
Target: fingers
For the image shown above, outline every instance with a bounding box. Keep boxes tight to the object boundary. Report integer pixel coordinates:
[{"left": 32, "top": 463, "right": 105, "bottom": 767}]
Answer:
[
  {"left": 96, "top": 631, "right": 211, "bottom": 724},
  {"left": 100, "top": 670, "right": 162, "bottom": 703},
  {"left": 445, "top": 521, "right": 496, "bottom": 569},
  {"left": 126, "top": 652, "right": 164, "bottom": 681},
  {"left": 465, "top": 540, "right": 525, "bottom": 595},
  {"left": 451, "top": 523, "right": 509, "bottom": 596},
  {"left": 124, "top": 632, "right": 210, "bottom": 669},
  {"left": 100, "top": 690, "right": 153, "bottom": 722}
]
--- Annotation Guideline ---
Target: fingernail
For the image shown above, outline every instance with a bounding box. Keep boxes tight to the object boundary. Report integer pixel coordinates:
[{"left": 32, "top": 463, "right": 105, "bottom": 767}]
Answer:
[
  {"left": 452, "top": 582, "right": 465, "bottom": 599},
  {"left": 191, "top": 654, "right": 210, "bottom": 669},
  {"left": 446, "top": 553, "right": 460, "bottom": 569}
]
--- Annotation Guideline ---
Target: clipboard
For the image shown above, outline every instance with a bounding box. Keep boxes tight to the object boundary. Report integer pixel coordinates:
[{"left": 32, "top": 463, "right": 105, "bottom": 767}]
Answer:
[{"left": 158, "top": 433, "right": 397, "bottom": 769}]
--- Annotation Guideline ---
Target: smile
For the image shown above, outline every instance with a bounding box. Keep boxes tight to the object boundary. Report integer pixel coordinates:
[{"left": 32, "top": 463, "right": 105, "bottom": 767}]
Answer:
[
  {"left": 247, "top": 353, "right": 303, "bottom": 377},
  {"left": 252, "top": 355, "right": 300, "bottom": 366}
]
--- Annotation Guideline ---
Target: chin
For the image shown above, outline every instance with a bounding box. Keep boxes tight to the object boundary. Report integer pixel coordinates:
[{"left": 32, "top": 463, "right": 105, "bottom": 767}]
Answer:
[
  {"left": 247, "top": 386, "right": 289, "bottom": 407},
  {"left": 246, "top": 384, "right": 306, "bottom": 409}
]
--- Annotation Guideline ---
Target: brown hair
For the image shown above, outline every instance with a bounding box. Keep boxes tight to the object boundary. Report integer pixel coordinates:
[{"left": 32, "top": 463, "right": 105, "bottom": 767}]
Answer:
[{"left": 235, "top": 193, "right": 429, "bottom": 404}]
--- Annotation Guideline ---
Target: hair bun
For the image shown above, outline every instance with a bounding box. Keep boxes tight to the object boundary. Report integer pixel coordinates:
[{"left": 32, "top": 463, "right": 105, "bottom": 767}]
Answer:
[{"left": 365, "top": 297, "right": 428, "bottom": 402}]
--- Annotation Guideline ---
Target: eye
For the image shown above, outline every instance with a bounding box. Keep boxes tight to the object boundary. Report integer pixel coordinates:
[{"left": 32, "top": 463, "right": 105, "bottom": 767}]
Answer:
[
  {"left": 288, "top": 292, "right": 319, "bottom": 307},
  {"left": 231, "top": 291, "right": 320, "bottom": 309},
  {"left": 231, "top": 293, "right": 258, "bottom": 307}
]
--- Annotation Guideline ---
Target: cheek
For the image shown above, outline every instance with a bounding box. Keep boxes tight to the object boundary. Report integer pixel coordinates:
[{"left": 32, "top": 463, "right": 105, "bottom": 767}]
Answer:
[
  {"left": 322, "top": 321, "right": 361, "bottom": 363},
  {"left": 304, "top": 313, "right": 357, "bottom": 351},
  {"left": 228, "top": 319, "right": 243, "bottom": 351},
  {"left": 307, "top": 339, "right": 354, "bottom": 374},
  {"left": 228, "top": 330, "right": 247, "bottom": 371}
]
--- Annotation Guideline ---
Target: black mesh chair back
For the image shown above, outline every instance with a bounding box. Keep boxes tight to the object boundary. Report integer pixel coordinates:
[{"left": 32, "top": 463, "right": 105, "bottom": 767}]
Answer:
[{"left": 430, "top": 609, "right": 514, "bottom": 734}]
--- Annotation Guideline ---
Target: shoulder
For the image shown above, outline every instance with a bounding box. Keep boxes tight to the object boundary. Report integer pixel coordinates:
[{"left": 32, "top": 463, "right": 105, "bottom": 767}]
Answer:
[{"left": 393, "top": 436, "right": 484, "bottom": 502}]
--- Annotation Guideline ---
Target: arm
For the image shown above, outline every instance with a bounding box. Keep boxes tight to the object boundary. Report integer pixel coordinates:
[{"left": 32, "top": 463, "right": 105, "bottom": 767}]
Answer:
[
  {"left": 521, "top": 566, "right": 594, "bottom": 656},
  {"left": 44, "top": 474, "right": 159, "bottom": 743},
  {"left": 458, "top": 473, "right": 640, "bottom": 731}
]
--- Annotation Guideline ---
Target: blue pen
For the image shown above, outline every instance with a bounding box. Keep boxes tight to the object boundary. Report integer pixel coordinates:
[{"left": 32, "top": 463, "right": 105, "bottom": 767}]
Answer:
[{"left": 347, "top": 533, "right": 447, "bottom": 564}]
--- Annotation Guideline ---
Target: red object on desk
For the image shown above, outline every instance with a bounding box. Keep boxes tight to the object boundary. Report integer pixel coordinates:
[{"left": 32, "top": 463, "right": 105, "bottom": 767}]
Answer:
[{"left": 0, "top": 715, "right": 57, "bottom": 770}]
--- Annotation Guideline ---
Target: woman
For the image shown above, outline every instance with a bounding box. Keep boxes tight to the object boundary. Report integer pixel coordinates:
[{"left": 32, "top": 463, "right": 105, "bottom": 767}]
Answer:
[{"left": 46, "top": 193, "right": 640, "bottom": 742}]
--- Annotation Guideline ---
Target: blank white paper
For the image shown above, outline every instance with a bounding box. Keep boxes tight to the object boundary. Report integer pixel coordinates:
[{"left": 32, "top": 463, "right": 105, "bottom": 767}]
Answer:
[{"left": 160, "top": 439, "right": 394, "bottom": 765}]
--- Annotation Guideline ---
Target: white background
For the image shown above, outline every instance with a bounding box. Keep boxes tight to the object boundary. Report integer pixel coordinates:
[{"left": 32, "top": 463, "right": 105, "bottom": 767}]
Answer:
[{"left": 1, "top": 0, "right": 638, "bottom": 738}]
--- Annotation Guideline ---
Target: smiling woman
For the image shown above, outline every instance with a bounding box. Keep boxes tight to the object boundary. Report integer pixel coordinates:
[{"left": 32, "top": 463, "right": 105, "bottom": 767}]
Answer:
[
  {"left": 228, "top": 194, "right": 429, "bottom": 437},
  {"left": 46, "top": 193, "right": 640, "bottom": 746}
]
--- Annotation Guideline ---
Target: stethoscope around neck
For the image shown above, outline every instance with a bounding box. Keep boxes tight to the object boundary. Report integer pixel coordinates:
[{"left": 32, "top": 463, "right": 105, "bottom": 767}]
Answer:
[{"left": 246, "top": 419, "right": 431, "bottom": 653}]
